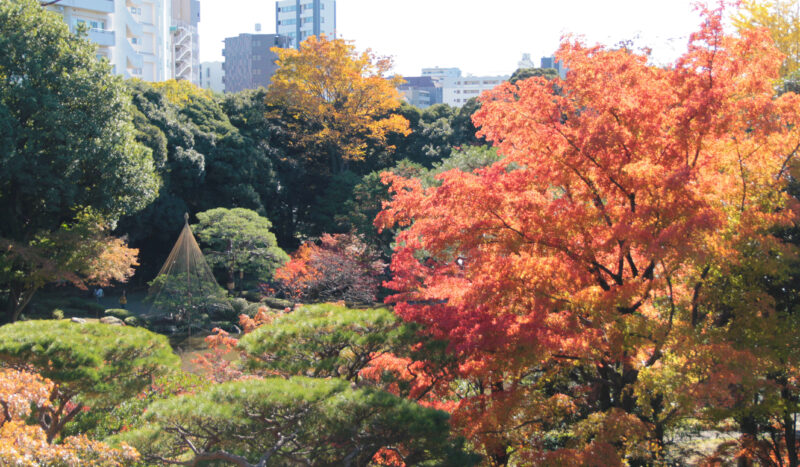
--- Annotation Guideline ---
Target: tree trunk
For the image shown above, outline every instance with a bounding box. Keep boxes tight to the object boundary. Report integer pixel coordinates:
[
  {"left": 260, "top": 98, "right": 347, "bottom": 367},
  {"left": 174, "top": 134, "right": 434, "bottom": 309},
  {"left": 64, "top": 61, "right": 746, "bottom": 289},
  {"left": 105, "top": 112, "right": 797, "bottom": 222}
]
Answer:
[
  {"left": 782, "top": 385, "right": 798, "bottom": 467},
  {"left": 227, "top": 239, "right": 236, "bottom": 291},
  {"left": 5, "top": 281, "right": 37, "bottom": 323}
]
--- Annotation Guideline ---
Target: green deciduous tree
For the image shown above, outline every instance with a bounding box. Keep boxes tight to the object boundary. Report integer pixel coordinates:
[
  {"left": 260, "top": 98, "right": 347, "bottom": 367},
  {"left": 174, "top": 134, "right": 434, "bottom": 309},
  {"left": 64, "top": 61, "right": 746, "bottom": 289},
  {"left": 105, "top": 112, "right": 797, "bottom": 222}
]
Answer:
[
  {"left": 116, "top": 82, "right": 283, "bottom": 278},
  {"left": 0, "top": 0, "right": 159, "bottom": 321},
  {"left": 193, "top": 208, "right": 288, "bottom": 290}
]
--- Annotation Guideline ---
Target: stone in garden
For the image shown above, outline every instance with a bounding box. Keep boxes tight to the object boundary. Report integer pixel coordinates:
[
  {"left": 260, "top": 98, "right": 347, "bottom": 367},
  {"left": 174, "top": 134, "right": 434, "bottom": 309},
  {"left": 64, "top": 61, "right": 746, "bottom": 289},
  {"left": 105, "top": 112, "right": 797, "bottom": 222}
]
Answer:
[{"left": 100, "top": 316, "right": 125, "bottom": 326}]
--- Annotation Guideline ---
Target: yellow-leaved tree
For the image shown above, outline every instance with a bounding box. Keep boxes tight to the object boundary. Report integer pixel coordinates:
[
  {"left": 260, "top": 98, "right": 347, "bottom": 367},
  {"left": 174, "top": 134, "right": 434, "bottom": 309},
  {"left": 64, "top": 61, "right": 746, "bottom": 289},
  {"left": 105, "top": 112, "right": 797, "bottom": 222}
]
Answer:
[
  {"left": 266, "top": 35, "right": 410, "bottom": 174},
  {"left": 734, "top": 0, "right": 800, "bottom": 78}
]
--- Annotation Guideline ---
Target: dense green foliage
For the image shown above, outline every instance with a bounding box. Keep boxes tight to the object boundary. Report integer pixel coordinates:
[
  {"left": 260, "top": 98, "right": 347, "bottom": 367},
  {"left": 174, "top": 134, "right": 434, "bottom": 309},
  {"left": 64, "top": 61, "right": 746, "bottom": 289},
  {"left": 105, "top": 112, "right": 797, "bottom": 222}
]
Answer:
[
  {"left": 340, "top": 147, "right": 499, "bottom": 260},
  {"left": 0, "top": 320, "right": 178, "bottom": 440},
  {"left": 240, "top": 304, "right": 411, "bottom": 380},
  {"left": 115, "top": 376, "right": 477, "bottom": 466},
  {"left": 0, "top": 0, "right": 159, "bottom": 321},
  {"left": 193, "top": 208, "right": 289, "bottom": 289},
  {"left": 0, "top": 320, "right": 178, "bottom": 406},
  {"left": 0, "top": 0, "right": 158, "bottom": 236},
  {"left": 65, "top": 371, "right": 209, "bottom": 441},
  {"left": 508, "top": 66, "right": 559, "bottom": 84},
  {"left": 116, "top": 82, "right": 283, "bottom": 278}
]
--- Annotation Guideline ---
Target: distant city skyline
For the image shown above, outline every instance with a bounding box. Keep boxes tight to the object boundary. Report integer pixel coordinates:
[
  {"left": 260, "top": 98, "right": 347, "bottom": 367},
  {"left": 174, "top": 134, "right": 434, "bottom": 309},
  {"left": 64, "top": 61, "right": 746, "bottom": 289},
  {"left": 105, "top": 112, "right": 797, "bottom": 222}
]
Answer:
[{"left": 199, "top": 0, "right": 704, "bottom": 77}]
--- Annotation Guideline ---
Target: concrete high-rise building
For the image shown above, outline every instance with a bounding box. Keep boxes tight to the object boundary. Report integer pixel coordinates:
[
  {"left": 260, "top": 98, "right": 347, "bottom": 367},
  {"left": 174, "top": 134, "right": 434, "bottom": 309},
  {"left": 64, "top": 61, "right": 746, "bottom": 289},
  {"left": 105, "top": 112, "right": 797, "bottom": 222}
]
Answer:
[
  {"left": 48, "top": 0, "right": 173, "bottom": 81},
  {"left": 222, "top": 33, "right": 290, "bottom": 93},
  {"left": 172, "top": 0, "right": 200, "bottom": 84},
  {"left": 541, "top": 56, "right": 567, "bottom": 78},
  {"left": 275, "top": 0, "right": 336, "bottom": 49},
  {"left": 199, "top": 61, "right": 223, "bottom": 93},
  {"left": 442, "top": 74, "right": 509, "bottom": 107},
  {"left": 397, "top": 76, "right": 442, "bottom": 109}
]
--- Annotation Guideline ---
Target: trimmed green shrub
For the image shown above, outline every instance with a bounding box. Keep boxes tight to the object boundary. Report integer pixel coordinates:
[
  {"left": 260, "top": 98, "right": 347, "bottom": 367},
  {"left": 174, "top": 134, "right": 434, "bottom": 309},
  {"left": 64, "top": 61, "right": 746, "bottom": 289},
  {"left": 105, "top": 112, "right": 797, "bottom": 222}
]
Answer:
[
  {"left": 104, "top": 308, "right": 132, "bottom": 320},
  {"left": 123, "top": 316, "right": 140, "bottom": 327},
  {"left": 262, "top": 296, "right": 292, "bottom": 310}
]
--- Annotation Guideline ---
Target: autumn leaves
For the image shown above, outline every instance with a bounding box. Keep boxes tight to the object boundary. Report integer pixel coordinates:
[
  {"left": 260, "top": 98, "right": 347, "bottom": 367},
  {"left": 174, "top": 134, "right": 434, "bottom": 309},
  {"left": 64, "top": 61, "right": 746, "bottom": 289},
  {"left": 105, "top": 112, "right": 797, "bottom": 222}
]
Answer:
[{"left": 378, "top": 4, "right": 800, "bottom": 464}]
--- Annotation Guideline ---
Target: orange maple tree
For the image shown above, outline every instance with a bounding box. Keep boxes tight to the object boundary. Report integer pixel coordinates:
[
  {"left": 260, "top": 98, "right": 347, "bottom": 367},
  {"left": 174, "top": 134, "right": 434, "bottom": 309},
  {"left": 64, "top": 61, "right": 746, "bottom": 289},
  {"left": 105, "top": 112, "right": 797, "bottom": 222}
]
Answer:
[
  {"left": 1, "top": 211, "right": 139, "bottom": 322},
  {"left": 0, "top": 368, "right": 139, "bottom": 466},
  {"left": 377, "top": 5, "right": 800, "bottom": 464}
]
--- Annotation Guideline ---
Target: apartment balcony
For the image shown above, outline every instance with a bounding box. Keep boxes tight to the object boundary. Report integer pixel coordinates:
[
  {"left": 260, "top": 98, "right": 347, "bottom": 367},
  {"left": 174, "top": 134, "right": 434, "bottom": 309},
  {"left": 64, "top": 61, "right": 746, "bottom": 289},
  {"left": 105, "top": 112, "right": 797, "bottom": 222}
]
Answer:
[
  {"left": 120, "top": 5, "right": 143, "bottom": 37},
  {"left": 119, "top": 37, "right": 143, "bottom": 69},
  {"left": 58, "top": 0, "right": 114, "bottom": 13},
  {"left": 87, "top": 29, "right": 115, "bottom": 47}
]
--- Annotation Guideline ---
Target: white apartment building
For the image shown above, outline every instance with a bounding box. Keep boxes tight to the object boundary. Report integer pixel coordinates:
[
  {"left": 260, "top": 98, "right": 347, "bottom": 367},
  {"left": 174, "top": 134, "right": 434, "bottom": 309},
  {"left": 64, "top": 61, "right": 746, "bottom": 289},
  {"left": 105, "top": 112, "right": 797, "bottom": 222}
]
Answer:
[
  {"left": 442, "top": 75, "right": 509, "bottom": 107},
  {"left": 49, "top": 0, "right": 199, "bottom": 84},
  {"left": 49, "top": 0, "right": 173, "bottom": 81},
  {"left": 199, "top": 61, "right": 223, "bottom": 93},
  {"left": 276, "top": 0, "right": 336, "bottom": 49}
]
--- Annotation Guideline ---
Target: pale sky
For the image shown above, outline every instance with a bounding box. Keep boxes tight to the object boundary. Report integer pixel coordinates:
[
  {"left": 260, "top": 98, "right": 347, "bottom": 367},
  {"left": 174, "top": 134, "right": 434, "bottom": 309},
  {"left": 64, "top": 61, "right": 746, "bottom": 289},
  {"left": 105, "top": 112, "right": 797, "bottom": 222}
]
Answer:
[{"left": 198, "top": 0, "right": 705, "bottom": 77}]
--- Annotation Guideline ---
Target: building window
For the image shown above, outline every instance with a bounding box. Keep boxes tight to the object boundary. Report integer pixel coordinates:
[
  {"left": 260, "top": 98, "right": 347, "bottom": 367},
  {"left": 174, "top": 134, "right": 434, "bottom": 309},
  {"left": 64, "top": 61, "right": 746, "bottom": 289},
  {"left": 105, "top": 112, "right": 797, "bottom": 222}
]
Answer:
[
  {"left": 280, "top": 5, "right": 297, "bottom": 12},
  {"left": 130, "top": 37, "right": 140, "bottom": 44},
  {"left": 77, "top": 19, "right": 106, "bottom": 30},
  {"left": 302, "top": 17, "right": 312, "bottom": 24},
  {"left": 132, "top": 68, "right": 142, "bottom": 75},
  {"left": 130, "top": 6, "right": 141, "bottom": 14}
]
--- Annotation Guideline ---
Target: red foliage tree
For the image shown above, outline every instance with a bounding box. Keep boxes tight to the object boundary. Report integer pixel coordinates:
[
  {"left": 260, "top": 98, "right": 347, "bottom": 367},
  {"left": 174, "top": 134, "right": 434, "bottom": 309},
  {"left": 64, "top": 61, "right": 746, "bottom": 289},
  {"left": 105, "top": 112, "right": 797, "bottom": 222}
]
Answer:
[
  {"left": 275, "top": 233, "right": 385, "bottom": 303},
  {"left": 377, "top": 6, "right": 800, "bottom": 464}
]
